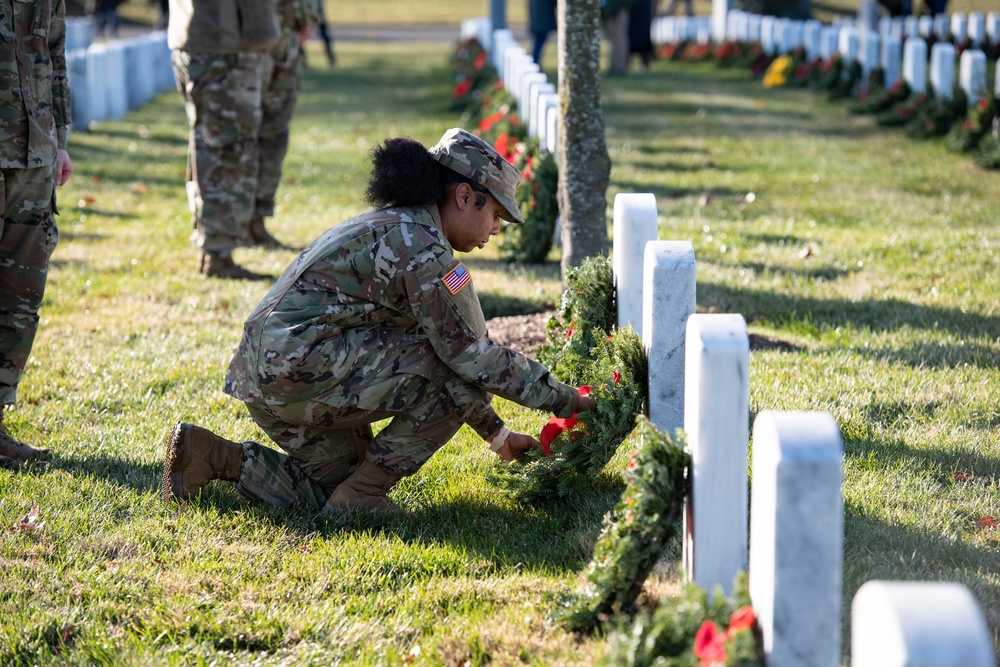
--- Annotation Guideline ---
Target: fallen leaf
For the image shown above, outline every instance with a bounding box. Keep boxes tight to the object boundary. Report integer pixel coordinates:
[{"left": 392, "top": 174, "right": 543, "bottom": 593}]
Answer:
[
  {"left": 172, "top": 500, "right": 188, "bottom": 518},
  {"left": 698, "top": 193, "right": 712, "bottom": 207},
  {"left": 133, "top": 183, "right": 149, "bottom": 195},
  {"left": 153, "top": 558, "right": 165, "bottom": 567},
  {"left": 955, "top": 472, "right": 974, "bottom": 483},
  {"left": 798, "top": 243, "right": 818, "bottom": 259},
  {"left": 285, "top": 177, "right": 297, "bottom": 185},
  {"left": 402, "top": 645, "right": 421, "bottom": 664},
  {"left": 79, "top": 196, "right": 96, "bottom": 206},
  {"left": 92, "top": 174, "right": 102, "bottom": 184},
  {"left": 10, "top": 505, "right": 44, "bottom": 531},
  {"left": 976, "top": 515, "right": 997, "bottom": 530}
]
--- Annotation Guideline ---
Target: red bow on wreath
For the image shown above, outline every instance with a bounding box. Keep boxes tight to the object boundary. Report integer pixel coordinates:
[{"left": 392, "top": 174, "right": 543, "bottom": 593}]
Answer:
[{"left": 539, "top": 385, "right": 591, "bottom": 457}]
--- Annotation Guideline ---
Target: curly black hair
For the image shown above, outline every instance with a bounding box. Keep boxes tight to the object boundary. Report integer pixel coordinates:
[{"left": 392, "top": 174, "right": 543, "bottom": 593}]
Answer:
[{"left": 364, "top": 136, "right": 489, "bottom": 210}]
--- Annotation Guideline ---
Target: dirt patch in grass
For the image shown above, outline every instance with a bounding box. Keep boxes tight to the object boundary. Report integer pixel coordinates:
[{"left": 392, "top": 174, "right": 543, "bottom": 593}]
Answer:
[{"left": 487, "top": 311, "right": 800, "bottom": 355}]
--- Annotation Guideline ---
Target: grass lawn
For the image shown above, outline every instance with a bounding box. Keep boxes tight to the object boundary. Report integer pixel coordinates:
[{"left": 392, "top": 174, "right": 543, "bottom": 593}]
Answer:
[{"left": 2, "top": 26, "right": 1000, "bottom": 667}]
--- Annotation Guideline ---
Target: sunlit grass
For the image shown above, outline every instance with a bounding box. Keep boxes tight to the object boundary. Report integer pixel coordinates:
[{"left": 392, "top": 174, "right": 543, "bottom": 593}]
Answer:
[{"left": 2, "top": 28, "right": 1000, "bottom": 665}]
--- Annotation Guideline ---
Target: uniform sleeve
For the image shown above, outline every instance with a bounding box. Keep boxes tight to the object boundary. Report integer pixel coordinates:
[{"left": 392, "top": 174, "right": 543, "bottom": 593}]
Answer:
[
  {"left": 403, "top": 252, "right": 580, "bottom": 419},
  {"left": 49, "top": 0, "right": 70, "bottom": 148}
]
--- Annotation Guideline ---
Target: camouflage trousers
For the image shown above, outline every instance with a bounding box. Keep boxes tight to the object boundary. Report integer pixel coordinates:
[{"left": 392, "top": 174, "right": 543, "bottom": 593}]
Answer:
[
  {"left": 254, "top": 33, "right": 301, "bottom": 221},
  {"left": 234, "top": 383, "right": 485, "bottom": 511},
  {"left": 0, "top": 166, "right": 57, "bottom": 406},
  {"left": 171, "top": 50, "right": 264, "bottom": 256}
]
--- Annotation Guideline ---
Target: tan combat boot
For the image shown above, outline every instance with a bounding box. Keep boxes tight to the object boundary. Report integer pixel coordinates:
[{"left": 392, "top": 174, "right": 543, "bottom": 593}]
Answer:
[
  {"left": 248, "top": 217, "right": 291, "bottom": 249},
  {"left": 324, "top": 460, "right": 402, "bottom": 514},
  {"left": 198, "top": 251, "right": 271, "bottom": 281},
  {"left": 162, "top": 422, "right": 244, "bottom": 501},
  {"left": 0, "top": 408, "right": 49, "bottom": 463}
]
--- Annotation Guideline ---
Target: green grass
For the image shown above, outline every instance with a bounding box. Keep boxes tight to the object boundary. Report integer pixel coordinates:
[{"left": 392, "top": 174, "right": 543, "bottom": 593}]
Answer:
[{"left": 2, "top": 28, "right": 1000, "bottom": 667}]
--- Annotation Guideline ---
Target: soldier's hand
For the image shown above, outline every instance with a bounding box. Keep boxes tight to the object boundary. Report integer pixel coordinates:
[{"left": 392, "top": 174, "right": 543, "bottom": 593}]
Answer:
[
  {"left": 576, "top": 394, "right": 597, "bottom": 413},
  {"left": 55, "top": 149, "right": 73, "bottom": 186},
  {"left": 496, "top": 431, "right": 541, "bottom": 462}
]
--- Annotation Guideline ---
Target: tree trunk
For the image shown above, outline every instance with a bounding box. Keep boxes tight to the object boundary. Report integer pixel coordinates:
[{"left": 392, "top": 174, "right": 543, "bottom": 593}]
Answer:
[
  {"left": 738, "top": 0, "right": 812, "bottom": 19},
  {"left": 556, "top": 0, "right": 611, "bottom": 283}
]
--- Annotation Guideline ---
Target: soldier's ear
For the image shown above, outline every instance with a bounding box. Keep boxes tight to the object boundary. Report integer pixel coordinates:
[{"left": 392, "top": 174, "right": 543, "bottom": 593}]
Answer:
[{"left": 454, "top": 182, "right": 473, "bottom": 210}]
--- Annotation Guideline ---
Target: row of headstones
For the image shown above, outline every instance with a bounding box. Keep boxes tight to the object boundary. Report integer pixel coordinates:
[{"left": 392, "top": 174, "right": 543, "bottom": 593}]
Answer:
[
  {"left": 461, "top": 18, "right": 560, "bottom": 156},
  {"left": 64, "top": 17, "right": 176, "bottom": 131},
  {"left": 613, "top": 193, "right": 996, "bottom": 666},
  {"left": 655, "top": 10, "right": 1000, "bottom": 104},
  {"left": 655, "top": 9, "right": 1000, "bottom": 50}
]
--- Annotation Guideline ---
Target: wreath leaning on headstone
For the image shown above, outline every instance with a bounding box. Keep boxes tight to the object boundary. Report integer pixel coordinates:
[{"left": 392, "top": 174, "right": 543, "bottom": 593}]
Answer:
[
  {"left": 946, "top": 92, "right": 997, "bottom": 153},
  {"left": 559, "top": 415, "right": 690, "bottom": 634}
]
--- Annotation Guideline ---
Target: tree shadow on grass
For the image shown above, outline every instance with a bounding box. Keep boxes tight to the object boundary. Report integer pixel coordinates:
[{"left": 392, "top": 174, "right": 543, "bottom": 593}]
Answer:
[
  {"left": 841, "top": 427, "right": 1000, "bottom": 648},
  {"left": 698, "top": 281, "right": 1000, "bottom": 344}
]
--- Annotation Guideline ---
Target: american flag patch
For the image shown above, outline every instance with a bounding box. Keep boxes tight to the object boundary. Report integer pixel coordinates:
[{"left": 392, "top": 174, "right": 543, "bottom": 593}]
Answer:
[{"left": 442, "top": 263, "right": 471, "bottom": 294}]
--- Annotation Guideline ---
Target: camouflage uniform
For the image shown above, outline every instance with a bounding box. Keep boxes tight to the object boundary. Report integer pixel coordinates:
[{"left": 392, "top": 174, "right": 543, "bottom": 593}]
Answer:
[
  {"left": 0, "top": 0, "right": 70, "bottom": 407},
  {"left": 253, "top": 0, "right": 313, "bottom": 224},
  {"left": 223, "top": 203, "right": 578, "bottom": 510},
  {"left": 167, "top": 0, "right": 278, "bottom": 257}
]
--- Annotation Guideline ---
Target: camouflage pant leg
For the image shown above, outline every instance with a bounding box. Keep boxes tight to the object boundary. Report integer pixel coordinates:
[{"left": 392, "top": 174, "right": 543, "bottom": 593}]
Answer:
[
  {"left": 0, "top": 166, "right": 57, "bottom": 406},
  {"left": 236, "top": 401, "right": 388, "bottom": 510},
  {"left": 254, "top": 33, "right": 301, "bottom": 220},
  {"left": 171, "top": 50, "right": 263, "bottom": 255},
  {"left": 369, "top": 387, "right": 482, "bottom": 476},
  {"left": 234, "top": 386, "right": 485, "bottom": 509}
]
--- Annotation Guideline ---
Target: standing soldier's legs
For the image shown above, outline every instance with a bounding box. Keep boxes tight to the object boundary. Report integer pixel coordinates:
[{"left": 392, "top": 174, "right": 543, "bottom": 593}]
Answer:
[
  {"left": 171, "top": 50, "right": 269, "bottom": 280},
  {"left": 0, "top": 166, "right": 58, "bottom": 462},
  {"left": 249, "top": 35, "right": 301, "bottom": 249}
]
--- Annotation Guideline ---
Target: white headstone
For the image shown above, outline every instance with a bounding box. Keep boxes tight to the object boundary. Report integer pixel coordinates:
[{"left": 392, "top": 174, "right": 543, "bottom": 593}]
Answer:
[
  {"left": 749, "top": 411, "right": 843, "bottom": 667},
  {"left": 930, "top": 41, "right": 956, "bottom": 99},
  {"left": 643, "top": 241, "right": 695, "bottom": 436},
  {"left": 682, "top": 313, "right": 748, "bottom": 598},
  {"left": 85, "top": 44, "right": 110, "bottom": 124},
  {"left": 747, "top": 14, "right": 761, "bottom": 44},
  {"left": 544, "top": 104, "right": 558, "bottom": 157},
  {"left": 951, "top": 13, "right": 968, "bottom": 44},
  {"left": 959, "top": 49, "right": 987, "bottom": 104},
  {"left": 492, "top": 29, "right": 514, "bottom": 71},
  {"left": 839, "top": 26, "right": 859, "bottom": 63},
  {"left": 968, "top": 13, "right": 985, "bottom": 46},
  {"left": 819, "top": 26, "right": 840, "bottom": 61},
  {"left": 852, "top": 581, "right": 996, "bottom": 667},
  {"left": 530, "top": 85, "right": 556, "bottom": 139},
  {"left": 804, "top": 20, "right": 822, "bottom": 60},
  {"left": 918, "top": 15, "right": 933, "bottom": 38},
  {"left": 904, "top": 16, "right": 919, "bottom": 38},
  {"left": 613, "top": 194, "right": 659, "bottom": 339},
  {"left": 861, "top": 31, "right": 879, "bottom": 80},
  {"left": 760, "top": 16, "right": 776, "bottom": 55},
  {"left": 903, "top": 37, "right": 928, "bottom": 94},
  {"left": 882, "top": 38, "right": 902, "bottom": 89},
  {"left": 67, "top": 49, "right": 91, "bottom": 129},
  {"left": 988, "top": 13, "right": 1000, "bottom": 46},
  {"left": 933, "top": 14, "right": 950, "bottom": 41},
  {"left": 712, "top": 0, "right": 730, "bottom": 44},
  {"left": 518, "top": 72, "right": 547, "bottom": 113}
]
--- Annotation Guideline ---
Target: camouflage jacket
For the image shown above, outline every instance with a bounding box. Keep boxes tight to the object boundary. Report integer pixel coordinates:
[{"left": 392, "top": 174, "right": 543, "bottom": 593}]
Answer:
[
  {"left": 224, "top": 204, "right": 580, "bottom": 440},
  {"left": 0, "top": 0, "right": 70, "bottom": 169}
]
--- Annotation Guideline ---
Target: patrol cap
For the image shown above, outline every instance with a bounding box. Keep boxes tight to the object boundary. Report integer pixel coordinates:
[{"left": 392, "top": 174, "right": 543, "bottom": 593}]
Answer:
[{"left": 428, "top": 127, "right": 525, "bottom": 224}]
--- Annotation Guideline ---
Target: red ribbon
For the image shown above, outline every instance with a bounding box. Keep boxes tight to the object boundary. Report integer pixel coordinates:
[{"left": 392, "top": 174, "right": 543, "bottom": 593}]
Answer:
[{"left": 539, "top": 386, "right": 591, "bottom": 457}]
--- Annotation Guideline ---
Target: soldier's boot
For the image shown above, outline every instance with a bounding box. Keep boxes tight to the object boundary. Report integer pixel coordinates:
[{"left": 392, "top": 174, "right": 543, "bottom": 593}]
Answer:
[
  {"left": 0, "top": 409, "right": 50, "bottom": 462},
  {"left": 325, "top": 44, "right": 336, "bottom": 65},
  {"left": 248, "top": 217, "right": 291, "bottom": 249},
  {"left": 323, "top": 460, "right": 402, "bottom": 514},
  {"left": 199, "top": 251, "right": 271, "bottom": 281},
  {"left": 162, "top": 422, "right": 244, "bottom": 502}
]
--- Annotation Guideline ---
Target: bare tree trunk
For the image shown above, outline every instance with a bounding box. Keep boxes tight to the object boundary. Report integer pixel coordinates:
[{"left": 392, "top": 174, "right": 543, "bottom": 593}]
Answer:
[{"left": 557, "top": 0, "right": 611, "bottom": 282}]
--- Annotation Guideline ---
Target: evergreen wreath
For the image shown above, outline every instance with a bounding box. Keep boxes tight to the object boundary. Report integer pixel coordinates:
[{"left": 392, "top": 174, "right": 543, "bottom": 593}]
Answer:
[
  {"left": 536, "top": 255, "right": 617, "bottom": 385},
  {"left": 560, "top": 415, "right": 689, "bottom": 634},
  {"left": 450, "top": 37, "right": 498, "bottom": 115},
  {"left": 974, "top": 128, "right": 1000, "bottom": 169},
  {"left": 903, "top": 87, "right": 967, "bottom": 139},
  {"left": 489, "top": 327, "right": 648, "bottom": 502},
  {"left": 946, "top": 93, "right": 997, "bottom": 153},
  {"left": 600, "top": 573, "right": 763, "bottom": 666},
  {"left": 498, "top": 142, "right": 558, "bottom": 264}
]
